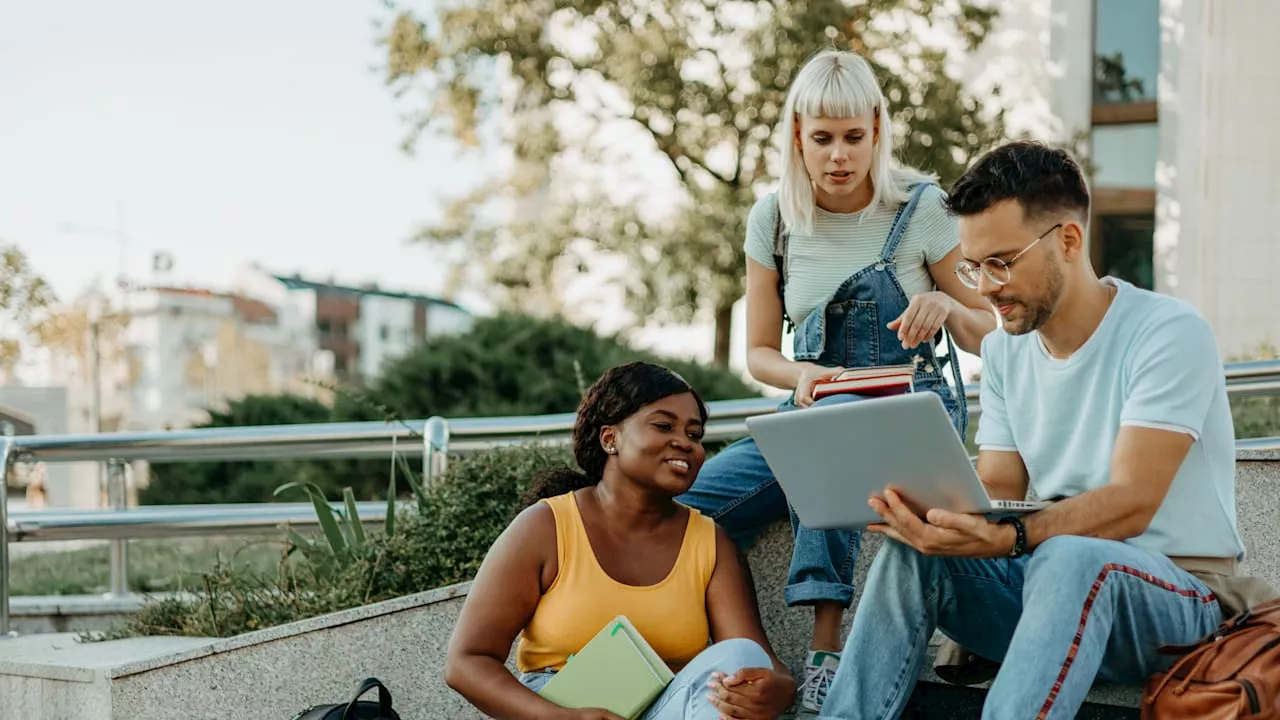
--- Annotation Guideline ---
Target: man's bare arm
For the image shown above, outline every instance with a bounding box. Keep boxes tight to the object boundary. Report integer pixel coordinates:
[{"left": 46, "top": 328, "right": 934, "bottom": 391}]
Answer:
[
  {"left": 976, "top": 449, "right": 1029, "bottom": 501},
  {"left": 1019, "top": 425, "right": 1193, "bottom": 549}
]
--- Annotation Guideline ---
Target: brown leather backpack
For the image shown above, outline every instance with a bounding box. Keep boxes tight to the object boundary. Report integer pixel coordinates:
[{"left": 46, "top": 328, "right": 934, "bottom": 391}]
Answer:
[{"left": 1141, "top": 598, "right": 1280, "bottom": 718}]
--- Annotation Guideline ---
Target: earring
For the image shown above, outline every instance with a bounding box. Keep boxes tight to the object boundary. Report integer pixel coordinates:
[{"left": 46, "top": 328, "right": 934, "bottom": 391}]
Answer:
[{"left": 605, "top": 445, "right": 616, "bottom": 455}]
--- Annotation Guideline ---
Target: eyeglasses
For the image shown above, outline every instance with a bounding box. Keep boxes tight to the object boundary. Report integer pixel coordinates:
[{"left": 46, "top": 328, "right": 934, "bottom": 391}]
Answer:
[{"left": 954, "top": 223, "right": 1062, "bottom": 289}]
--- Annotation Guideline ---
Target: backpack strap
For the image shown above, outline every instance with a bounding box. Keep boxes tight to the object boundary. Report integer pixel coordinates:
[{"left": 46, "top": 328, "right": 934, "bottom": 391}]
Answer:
[
  {"left": 342, "top": 677, "right": 394, "bottom": 720},
  {"left": 770, "top": 195, "right": 795, "bottom": 333}
]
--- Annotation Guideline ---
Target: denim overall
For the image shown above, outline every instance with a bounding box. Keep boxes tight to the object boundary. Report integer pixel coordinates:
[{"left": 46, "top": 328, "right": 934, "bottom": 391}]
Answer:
[
  {"left": 792, "top": 182, "right": 968, "bottom": 432},
  {"left": 678, "top": 182, "right": 967, "bottom": 609}
]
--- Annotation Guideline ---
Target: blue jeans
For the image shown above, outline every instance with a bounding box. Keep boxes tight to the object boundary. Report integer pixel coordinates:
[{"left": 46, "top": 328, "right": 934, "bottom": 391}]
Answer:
[
  {"left": 678, "top": 393, "right": 866, "bottom": 608},
  {"left": 520, "top": 638, "right": 772, "bottom": 719},
  {"left": 819, "top": 535, "right": 1225, "bottom": 719}
]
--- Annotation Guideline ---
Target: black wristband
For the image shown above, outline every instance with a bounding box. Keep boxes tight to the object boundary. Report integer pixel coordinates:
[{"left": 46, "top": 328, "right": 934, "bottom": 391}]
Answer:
[{"left": 999, "top": 516, "right": 1028, "bottom": 558}]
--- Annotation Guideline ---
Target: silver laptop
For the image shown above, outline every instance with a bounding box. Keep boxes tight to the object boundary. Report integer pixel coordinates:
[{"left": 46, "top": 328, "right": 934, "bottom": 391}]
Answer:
[{"left": 745, "top": 391, "right": 1049, "bottom": 530}]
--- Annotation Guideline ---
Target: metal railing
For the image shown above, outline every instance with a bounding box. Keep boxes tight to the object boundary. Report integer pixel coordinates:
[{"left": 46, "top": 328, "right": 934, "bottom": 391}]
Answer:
[
  {"left": 7, "top": 502, "right": 396, "bottom": 543},
  {"left": 4, "top": 358, "right": 1280, "bottom": 636}
]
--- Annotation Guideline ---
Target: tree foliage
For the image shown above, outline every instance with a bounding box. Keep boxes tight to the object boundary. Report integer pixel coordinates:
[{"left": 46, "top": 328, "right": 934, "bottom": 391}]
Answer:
[
  {"left": 0, "top": 243, "right": 132, "bottom": 392},
  {"left": 344, "top": 312, "right": 757, "bottom": 421},
  {"left": 0, "top": 243, "right": 56, "bottom": 379},
  {"left": 143, "top": 313, "right": 755, "bottom": 504},
  {"left": 384, "top": 0, "right": 1005, "bottom": 365},
  {"left": 98, "top": 443, "right": 575, "bottom": 640}
]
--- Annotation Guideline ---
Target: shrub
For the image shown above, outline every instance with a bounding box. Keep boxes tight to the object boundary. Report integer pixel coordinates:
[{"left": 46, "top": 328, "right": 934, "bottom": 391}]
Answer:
[
  {"left": 139, "top": 395, "right": 333, "bottom": 505},
  {"left": 348, "top": 443, "right": 574, "bottom": 599},
  {"left": 1229, "top": 341, "right": 1280, "bottom": 439},
  {"left": 349, "top": 312, "right": 755, "bottom": 421},
  {"left": 96, "top": 443, "right": 574, "bottom": 639},
  {"left": 143, "top": 313, "right": 755, "bottom": 505}
]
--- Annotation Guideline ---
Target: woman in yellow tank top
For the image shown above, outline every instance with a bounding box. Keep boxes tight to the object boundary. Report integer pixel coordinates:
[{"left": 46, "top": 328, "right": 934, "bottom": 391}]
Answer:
[{"left": 445, "top": 361, "right": 796, "bottom": 719}]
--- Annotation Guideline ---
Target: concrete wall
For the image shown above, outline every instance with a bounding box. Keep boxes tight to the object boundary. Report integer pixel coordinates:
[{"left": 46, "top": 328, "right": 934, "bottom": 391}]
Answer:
[
  {"left": 1049, "top": 0, "right": 1096, "bottom": 140},
  {"left": 963, "top": 0, "right": 1280, "bottom": 360},
  {"left": 1158, "top": 0, "right": 1280, "bottom": 357}
]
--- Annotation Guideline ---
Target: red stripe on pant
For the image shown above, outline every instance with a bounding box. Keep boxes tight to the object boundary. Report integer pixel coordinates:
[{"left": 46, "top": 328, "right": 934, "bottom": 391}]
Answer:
[{"left": 1036, "top": 563, "right": 1216, "bottom": 720}]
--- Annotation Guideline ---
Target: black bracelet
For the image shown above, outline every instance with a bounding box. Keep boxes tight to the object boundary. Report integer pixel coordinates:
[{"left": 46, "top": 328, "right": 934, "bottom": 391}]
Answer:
[{"left": 998, "top": 516, "right": 1028, "bottom": 558}]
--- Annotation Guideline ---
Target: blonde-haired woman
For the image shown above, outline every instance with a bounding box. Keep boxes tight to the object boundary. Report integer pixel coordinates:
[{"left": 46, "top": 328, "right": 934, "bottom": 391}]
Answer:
[{"left": 678, "top": 49, "right": 996, "bottom": 714}]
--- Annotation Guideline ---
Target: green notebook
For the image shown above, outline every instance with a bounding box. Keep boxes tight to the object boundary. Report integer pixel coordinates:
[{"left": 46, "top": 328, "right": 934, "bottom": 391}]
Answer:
[{"left": 537, "top": 615, "right": 675, "bottom": 719}]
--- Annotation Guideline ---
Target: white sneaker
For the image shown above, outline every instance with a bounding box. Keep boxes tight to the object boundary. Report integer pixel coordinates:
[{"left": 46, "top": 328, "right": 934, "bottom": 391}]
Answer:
[{"left": 798, "top": 650, "right": 840, "bottom": 714}]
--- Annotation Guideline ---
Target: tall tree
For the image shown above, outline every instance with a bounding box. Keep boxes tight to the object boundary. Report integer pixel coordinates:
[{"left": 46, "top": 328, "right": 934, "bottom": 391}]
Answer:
[
  {"left": 384, "top": 0, "right": 1004, "bottom": 366},
  {"left": 0, "top": 244, "right": 56, "bottom": 381}
]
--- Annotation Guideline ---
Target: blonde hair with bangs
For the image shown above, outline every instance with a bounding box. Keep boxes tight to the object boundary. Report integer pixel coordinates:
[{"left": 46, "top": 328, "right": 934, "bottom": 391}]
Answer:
[{"left": 778, "top": 50, "right": 936, "bottom": 236}]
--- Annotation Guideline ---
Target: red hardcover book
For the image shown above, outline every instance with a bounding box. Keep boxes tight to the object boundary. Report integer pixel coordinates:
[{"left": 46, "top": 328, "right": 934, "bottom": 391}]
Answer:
[{"left": 811, "top": 364, "right": 916, "bottom": 401}]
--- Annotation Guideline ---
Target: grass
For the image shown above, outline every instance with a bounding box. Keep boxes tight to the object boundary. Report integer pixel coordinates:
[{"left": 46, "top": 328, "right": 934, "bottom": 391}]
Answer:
[{"left": 9, "top": 536, "right": 294, "bottom": 597}]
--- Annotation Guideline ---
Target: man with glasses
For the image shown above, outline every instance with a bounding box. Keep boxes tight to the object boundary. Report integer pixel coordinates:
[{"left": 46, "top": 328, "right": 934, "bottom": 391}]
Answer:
[{"left": 817, "top": 140, "right": 1270, "bottom": 719}]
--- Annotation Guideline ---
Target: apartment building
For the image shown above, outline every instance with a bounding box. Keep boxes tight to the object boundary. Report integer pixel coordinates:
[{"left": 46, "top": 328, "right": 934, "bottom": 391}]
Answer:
[
  {"left": 118, "top": 286, "right": 329, "bottom": 431},
  {"left": 238, "top": 268, "right": 475, "bottom": 380}
]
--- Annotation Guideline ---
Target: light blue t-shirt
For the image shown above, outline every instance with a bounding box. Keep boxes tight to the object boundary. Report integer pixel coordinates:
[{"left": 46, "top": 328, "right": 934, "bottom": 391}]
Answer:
[{"left": 975, "top": 278, "right": 1244, "bottom": 559}]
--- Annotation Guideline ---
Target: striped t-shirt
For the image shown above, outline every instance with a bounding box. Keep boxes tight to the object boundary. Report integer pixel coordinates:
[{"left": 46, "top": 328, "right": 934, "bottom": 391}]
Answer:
[{"left": 744, "top": 184, "right": 960, "bottom": 325}]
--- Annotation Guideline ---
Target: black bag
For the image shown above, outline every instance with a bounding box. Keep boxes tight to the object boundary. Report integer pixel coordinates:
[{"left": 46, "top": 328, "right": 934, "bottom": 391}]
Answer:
[{"left": 290, "top": 677, "right": 402, "bottom": 720}]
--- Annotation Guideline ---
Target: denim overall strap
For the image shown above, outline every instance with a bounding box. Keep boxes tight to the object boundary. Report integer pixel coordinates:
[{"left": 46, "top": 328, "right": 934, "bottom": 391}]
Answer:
[
  {"left": 789, "top": 181, "right": 969, "bottom": 436},
  {"left": 878, "top": 182, "right": 932, "bottom": 265},
  {"left": 769, "top": 194, "right": 796, "bottom": 333},
  {"left": 882, "top": 182, "right": 970, "bottom": 430}
]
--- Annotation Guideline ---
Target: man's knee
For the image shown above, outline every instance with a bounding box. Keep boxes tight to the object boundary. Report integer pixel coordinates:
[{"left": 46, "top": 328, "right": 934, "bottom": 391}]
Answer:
[
  {"left": 1025, "top": 536, "right": 1118, "bottom": 588},
  {"left": 866, "top": 537, "right": 937, "bottom": 581},
  {"left": 880, "top": 537, "right": 926, "bottom": 563}
]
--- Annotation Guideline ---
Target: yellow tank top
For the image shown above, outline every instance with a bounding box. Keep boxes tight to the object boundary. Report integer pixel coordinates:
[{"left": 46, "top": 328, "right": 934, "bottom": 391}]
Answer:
[{"left": 515, "top": 492, "right": 717, "bottom": 673}]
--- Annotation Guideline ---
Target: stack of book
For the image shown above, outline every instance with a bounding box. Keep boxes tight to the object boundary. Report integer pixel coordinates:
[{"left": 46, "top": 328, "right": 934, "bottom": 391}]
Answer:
[{"left": 811, "top": 363, "right": 916, "bottom": 401}]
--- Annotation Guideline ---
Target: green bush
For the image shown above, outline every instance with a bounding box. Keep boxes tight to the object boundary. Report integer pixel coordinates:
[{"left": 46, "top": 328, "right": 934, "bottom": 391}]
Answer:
[
  {"left": 1223, "top": 340, "right": 1280, "bottom": 438},
  {"left": 139, "top": 395, "right": 333, "bottom": 505},
  {"left": 345, "top": 312, "right": 756, "bottom": 421},
  {"left": 351, "top": 443, "right": 574, "bottom": 597},
  {"left": 143, "top": 313, "right": 756, "bottom": 505},
  {"left": 1231, "top": 396, "right": 1280, "bottom": 439},
  {"left": 98, "top": 443, "right": 574, "bottom": 640},
  {"left": 1228, "top": 341, "right": 1280, "bottom": 439}
]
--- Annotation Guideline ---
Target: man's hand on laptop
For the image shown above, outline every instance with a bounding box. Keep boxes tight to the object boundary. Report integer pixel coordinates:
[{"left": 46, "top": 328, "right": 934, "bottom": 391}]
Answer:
[{"left": 867, "top": 488, "right": 1015, "bottom": 558}]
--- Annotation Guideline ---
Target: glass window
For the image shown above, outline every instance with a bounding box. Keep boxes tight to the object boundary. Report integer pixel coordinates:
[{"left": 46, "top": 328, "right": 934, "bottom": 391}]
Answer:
[
  {"left": 1096, "top": 214, "right": 1155, "bottom": 290},
  {"left": 1091, "top": 123, "right": 1158, "bottom": 189},
  {"left": 1093, "top": 0, "right": 1160, "bottom": 104}
]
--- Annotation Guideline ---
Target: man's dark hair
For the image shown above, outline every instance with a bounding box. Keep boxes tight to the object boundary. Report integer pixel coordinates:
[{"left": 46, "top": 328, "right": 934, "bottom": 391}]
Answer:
[{"left": 946, "top": 140, "right": 1090, "bottom": 222}]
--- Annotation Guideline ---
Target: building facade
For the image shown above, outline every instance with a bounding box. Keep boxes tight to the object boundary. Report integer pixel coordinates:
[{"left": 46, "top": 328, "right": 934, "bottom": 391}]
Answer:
[
  {"left": 977, "top": 0, "right": 1280, "bottom": 359},
  {"left": 118, "top": 286, "right": 329, "bottom": 431},
  {"left": 247, "top": 271, "right": 475, "bottom": 380}
]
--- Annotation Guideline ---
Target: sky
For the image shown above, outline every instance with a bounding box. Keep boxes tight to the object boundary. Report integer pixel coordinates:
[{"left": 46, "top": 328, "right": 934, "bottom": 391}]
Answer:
[
  {"left": 0, "top": 0, "right": 765, "bottom": 372},
  {"left": 0, "top": 0, "right": 486, "bottom": 309},
  {"left": 0, "top": 0, "right": 988, "bottom": 380}
]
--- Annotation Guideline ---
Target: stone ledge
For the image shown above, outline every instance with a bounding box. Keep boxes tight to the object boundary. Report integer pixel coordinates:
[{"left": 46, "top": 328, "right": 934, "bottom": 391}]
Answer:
[
  {"left": 0, "top": 634, "right": 210, "bottom": 683},
  {"left": 109, "top": 582, "right": 470, "bottom": 679},
  {"left": 1236, "top": 447, "right": 1280, "bottom": 461},
  {"left": 0, "top": 583, "right": 482, "bottom": 720}
]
